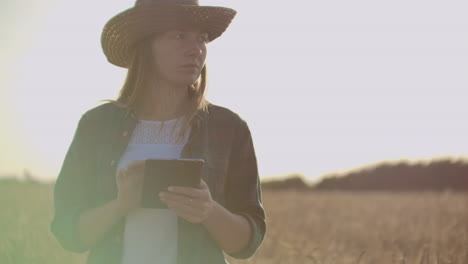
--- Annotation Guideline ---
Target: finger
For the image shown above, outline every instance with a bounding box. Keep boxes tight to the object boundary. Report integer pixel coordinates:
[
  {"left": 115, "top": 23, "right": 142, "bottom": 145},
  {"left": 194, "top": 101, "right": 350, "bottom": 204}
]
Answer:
[
  {"left": 118, "top": 168, "right": 130, "bottom": 182},
  {"left": 116, "top": 169, "right": 125, "bottom": 188},
  {"left": 126, "top": 160, "right": 145, "bottom": 175},
  {"left": 116, "top": 169, "right": 124, "bottom": 180},
  {"left": 168, "top": 207, "right": 201, "bottom": 223},
  {"left": 198, "top": 179, "right": 208, "bottom": 188},
  {"left": 160, "top": 192, "right": 204, "bottom": 209},
  {"left": 120, "top": 170, "right": 141, "bottom": 190},
  {"left": 161, "top": 194, "right": 212, "bottom": 223},
  {"left": 168, "top": 186, "right": 205, "bottom": 198},
  {"left": 134, "top": 167, "right": 145, "bottom": 184},
  {"left": 124, "top": 161, "right": 145, "bottom": 181},
  {"left": 126, "top": 160, "right": 145, "bottom": 169},
  {"left": 164, "top": 199, "right": 203, "bottom": 220}
]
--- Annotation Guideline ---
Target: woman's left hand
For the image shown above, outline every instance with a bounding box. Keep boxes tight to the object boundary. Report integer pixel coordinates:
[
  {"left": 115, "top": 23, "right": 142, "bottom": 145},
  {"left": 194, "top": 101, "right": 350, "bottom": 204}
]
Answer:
[{"left": 159, "top": 179, "right": 215, "bottom": 224}]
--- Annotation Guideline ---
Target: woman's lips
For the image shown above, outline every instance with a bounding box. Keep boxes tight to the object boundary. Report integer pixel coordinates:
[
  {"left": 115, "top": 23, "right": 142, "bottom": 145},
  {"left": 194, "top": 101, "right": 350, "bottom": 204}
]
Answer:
[
  {"left": 182, "top": 64, "right": 198, "bottom": 69},
  {"left": 180, "top": 64, "right": 199, "bottom": 70}
]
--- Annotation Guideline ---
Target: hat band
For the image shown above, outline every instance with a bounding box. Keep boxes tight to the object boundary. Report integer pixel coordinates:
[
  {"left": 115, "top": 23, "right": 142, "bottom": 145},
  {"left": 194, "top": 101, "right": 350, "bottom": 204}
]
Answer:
[{"left": 135, "top": 0, "right": 199, "bottom": 6}]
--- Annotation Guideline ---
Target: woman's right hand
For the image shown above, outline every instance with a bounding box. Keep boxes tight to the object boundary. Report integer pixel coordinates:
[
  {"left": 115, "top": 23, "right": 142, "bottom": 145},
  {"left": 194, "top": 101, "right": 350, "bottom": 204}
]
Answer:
[{"left": 115, "top": 160, "right": 145, "bottom": 216}]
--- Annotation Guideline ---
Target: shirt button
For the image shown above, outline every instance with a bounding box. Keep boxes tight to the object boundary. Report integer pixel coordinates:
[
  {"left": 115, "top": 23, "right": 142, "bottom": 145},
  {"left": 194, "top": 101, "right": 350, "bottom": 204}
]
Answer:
[
  {"left": 123, "top": 131, "right": 128, "bottom": 137},
  {"left": 110, "top": 160, "right": 116, "bottom": 167}
]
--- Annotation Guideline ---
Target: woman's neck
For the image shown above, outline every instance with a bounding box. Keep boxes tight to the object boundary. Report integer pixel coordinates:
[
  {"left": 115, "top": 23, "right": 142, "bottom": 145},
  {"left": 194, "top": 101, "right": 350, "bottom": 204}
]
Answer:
[{"left": 137, "top": 83, "right": 189, "bottom": 121}]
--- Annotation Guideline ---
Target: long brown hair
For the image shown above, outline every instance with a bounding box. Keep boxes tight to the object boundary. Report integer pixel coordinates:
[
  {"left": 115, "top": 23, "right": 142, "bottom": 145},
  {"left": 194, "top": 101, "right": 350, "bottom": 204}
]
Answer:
[{"left": 103, "top": 38, "right": 209, "bottom": 140}]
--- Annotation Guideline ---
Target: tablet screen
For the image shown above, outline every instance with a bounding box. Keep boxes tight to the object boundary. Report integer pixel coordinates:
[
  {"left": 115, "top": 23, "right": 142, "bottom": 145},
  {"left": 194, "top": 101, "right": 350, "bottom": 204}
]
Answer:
[{"left": 142, "top": 159, "right": 205, "bottom": 208}]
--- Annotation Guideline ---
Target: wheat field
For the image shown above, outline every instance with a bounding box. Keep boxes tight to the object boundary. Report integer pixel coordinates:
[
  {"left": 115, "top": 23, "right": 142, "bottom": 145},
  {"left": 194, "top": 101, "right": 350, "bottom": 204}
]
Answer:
[{"left": 1, "top": 182, "right": 467, "bottom": 264}]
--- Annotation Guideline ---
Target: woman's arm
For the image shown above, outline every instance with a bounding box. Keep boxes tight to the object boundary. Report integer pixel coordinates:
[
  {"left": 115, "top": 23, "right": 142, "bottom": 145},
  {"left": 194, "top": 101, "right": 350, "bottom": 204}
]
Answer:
[
  {"left": 77, "top": 199, "right": 125, "bottom": 246},
  {"left": 222, "top": 120, "right": 266, "bottom": 258},
  {"left": 201, "top": 201, "right": 252, "bottom": 254},
  {"left": 159, "top": 119, "right": 266, "bottom": 258},
  {"left": 78, "top": 160, "right": 146, "bottom": 247},
  {"left": 51, "top": 114, "right": 96, "bottom": 252},
  {"left": 159, "top": 180, "right": 252, "bottom": 254},
  {"left": 51, "top": 112, "right": 145, "bottom": 251}
]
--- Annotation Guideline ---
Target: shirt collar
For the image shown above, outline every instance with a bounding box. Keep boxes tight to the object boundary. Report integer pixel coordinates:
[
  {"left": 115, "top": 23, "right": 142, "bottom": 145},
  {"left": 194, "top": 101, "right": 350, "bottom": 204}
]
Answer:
[{"left": 122, "top": 104, "right": 208, "bottom": 126}]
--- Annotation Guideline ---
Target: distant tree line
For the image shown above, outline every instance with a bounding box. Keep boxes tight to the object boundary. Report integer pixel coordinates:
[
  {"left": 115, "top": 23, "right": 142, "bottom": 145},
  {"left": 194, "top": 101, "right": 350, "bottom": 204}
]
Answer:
[
  {"left": 260, "top": 173, "right": 310, "bottom": 191},
  {"left": 262, "top": 158, "right": 468, "bottom": 191},
  {"left": 314, "top": 159, "right": 468, "bottom": 191}
]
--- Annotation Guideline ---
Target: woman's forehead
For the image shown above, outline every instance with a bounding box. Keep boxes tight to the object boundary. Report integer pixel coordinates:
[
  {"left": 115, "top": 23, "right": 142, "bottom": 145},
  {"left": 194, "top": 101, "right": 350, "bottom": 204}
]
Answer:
[{"left": 150, "top": 27, "right": 209, "bottom": 42}]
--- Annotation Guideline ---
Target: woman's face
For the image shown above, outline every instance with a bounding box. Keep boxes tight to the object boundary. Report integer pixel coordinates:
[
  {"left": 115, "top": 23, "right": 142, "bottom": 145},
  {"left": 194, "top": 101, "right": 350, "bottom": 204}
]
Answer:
[{"left": 151, "top": 28, "right": 208, "bottom": 87}]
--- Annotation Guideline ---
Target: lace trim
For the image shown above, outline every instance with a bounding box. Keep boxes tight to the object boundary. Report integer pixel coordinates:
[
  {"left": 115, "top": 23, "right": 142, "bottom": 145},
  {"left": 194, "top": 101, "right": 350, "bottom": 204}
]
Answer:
[{"left": 129, "top": 119, "right": 190, "bottom": 145}]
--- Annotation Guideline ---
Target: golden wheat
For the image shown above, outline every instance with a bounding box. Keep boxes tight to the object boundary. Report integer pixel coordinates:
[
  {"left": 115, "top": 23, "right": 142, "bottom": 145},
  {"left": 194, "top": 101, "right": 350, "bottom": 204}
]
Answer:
[
  {"left": 225, "top": 190, "right": 468, "bottom": 264},
  {"left": 1, "top": 182, "right": 467, "bottom": 264}
]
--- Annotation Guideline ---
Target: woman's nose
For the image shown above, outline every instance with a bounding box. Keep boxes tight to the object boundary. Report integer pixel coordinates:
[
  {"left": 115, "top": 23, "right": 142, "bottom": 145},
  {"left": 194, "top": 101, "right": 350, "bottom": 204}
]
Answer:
[
  {"left": 188, "top": 48, "right": 202, "bottom": 57},
  {"left": 185, "top": 40, "right": 203, "bottom": 57}
]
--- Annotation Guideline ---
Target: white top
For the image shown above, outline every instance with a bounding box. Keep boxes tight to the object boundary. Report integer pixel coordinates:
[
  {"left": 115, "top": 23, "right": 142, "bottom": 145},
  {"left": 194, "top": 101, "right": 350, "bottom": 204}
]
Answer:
[{"left": 116, "top": 118, "right": 190, "bottom": 264}]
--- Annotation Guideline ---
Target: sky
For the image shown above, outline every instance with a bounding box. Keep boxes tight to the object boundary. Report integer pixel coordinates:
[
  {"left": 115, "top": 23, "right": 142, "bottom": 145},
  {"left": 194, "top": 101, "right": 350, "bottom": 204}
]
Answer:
[{"left": 1, "top": 0, "right": 467, "bottom": 182}]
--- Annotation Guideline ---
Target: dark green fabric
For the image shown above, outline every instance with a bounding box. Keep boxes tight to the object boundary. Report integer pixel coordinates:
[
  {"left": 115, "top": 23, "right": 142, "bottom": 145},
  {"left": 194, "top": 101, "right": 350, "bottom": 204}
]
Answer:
[{"left": 51, "top": 102, "right": 266, "bottom": 264}]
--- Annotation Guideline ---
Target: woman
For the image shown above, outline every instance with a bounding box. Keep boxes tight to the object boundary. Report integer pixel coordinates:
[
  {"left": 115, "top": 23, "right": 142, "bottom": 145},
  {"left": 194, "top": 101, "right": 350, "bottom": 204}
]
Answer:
[{"left": 50, "top": 0, "right": 266, "bottom": 264}]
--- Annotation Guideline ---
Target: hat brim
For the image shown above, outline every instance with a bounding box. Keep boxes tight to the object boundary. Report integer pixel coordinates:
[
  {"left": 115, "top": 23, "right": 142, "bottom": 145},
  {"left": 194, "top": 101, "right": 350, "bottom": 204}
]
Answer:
[{"left": 101, "top": 5, "right": 236, "bottom": 68}]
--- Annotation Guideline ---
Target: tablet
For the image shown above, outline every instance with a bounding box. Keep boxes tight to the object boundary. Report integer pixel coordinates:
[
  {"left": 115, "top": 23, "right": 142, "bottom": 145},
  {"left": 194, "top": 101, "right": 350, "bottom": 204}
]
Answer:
[{"left": 142, "top": 159, "right": 205, "bottom": 209}]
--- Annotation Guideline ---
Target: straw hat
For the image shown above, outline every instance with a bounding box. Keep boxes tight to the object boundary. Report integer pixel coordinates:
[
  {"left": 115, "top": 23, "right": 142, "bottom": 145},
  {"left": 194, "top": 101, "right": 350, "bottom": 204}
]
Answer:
[{"left": 101, "top": 0, "right": 237, "bottom": 68}]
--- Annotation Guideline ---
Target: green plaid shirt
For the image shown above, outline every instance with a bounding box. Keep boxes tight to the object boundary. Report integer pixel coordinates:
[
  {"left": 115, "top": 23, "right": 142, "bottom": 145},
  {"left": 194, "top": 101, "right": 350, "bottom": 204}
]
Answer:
[{"left": 51, "top": 102, "right": 266, "bottom": 264}]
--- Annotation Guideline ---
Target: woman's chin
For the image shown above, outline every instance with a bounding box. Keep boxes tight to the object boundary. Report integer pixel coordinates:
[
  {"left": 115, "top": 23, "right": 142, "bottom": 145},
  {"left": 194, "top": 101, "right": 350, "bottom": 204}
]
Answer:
[{"left": 173, "top": 76, "right": 200, "bottom": 87}]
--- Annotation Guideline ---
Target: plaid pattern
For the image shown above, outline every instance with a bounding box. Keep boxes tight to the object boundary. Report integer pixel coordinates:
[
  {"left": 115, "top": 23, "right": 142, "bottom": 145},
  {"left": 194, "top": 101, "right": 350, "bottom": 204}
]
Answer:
[{"left": 51, "top": 102, "right": 266, "bottom": 264}]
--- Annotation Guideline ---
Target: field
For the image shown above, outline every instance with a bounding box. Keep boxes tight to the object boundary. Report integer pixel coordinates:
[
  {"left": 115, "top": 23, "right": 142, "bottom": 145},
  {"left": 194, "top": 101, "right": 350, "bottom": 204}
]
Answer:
[{"left": 1, "top": 182, "right": 468, "bottom": 264}]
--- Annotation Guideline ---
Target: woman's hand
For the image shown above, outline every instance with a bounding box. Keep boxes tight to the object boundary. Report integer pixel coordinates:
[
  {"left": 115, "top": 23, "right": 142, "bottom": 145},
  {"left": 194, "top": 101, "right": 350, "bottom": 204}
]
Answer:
[
  {"left": 115, "top": 160, "right": 145, "bottom": 216},
  {"left": 159, "top": 179, "right": 215, "bottom": 224}
]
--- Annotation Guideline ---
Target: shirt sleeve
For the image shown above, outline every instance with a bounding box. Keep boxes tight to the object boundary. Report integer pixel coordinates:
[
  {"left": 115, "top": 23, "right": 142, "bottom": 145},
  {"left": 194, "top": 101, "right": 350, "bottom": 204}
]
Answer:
[
  {"left": 50, "top": 113, "right": 96, "bottom": 253},
  {"left": 224, "top": 120, "right": 266, "bottom": 259}
]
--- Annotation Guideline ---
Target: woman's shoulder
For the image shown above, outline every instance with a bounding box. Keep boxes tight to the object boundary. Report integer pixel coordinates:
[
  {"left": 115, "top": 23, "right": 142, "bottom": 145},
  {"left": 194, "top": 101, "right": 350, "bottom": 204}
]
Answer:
[
  {"left": 207, "top": 103, "right": 246, "bottom": 124},
  {"left": 206, "top": 103, "right": 251, "bottom": 135},
  {"left": 81, "top": 101, "right": 126, "bottom": 122}
]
